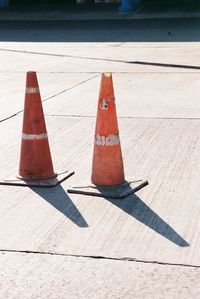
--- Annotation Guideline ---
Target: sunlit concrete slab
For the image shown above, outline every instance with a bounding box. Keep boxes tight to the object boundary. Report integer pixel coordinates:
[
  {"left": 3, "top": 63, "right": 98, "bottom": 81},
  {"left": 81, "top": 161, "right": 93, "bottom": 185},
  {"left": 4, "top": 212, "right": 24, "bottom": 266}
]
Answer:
[
  {"left": 0, "top": 47, "right": 145, "bottom": 74},
  {"left": 0, "top": 72, "right": 97, "bottom": 121},
  {"left": 0, "top": 115, "right": 199, "bottom": 266},
  {"left": 0, "top": 252, "right": 199, "bottom": 299},
  {"left": 1, "top": 17, "right": 200, "bottom": 76},
  {"left": 0, "top": 16, "right": 199, "bottom": 296},
  {"left": 0, "top": 50, "right": 54, "bottom": 72},
  {"left": 1, "top": 42, "right": 200, "bottom": 74},
  {"left": 42, "top": 72, "right": 200, "bottom": 119}
]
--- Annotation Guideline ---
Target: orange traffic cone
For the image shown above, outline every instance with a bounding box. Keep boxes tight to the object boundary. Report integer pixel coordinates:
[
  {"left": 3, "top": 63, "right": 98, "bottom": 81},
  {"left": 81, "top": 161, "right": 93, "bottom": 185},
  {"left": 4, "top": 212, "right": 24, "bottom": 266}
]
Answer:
[
  {"left": 19, "top": 71, "right": 56, "bottom": 180},
  {"left": 91, "top": 72, "right": 125, "bottom": 186},
  {"left": 0, "top": 71, "right": 74, "bottom": 187},
  {"left": 67, "top": 72, "right": 148, "bottom": 198}
]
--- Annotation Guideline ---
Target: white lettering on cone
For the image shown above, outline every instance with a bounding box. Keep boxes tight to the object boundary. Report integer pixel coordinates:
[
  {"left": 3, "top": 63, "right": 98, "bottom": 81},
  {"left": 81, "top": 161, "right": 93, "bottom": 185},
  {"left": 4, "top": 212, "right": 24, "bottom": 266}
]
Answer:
[
  {"left": 22, "top": 133, "right": 48, "bottom": 140},
  {"left": 26, "top": 87, "right": 40, "bottom": 94},
  {"left": 94, "top": 134, "right": 120, "bottom": 146}
]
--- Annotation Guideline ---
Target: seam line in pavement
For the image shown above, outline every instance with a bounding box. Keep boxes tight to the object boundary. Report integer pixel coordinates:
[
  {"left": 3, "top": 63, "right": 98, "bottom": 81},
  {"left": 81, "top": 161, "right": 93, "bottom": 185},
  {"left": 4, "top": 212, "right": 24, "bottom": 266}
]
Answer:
[
  {"left": 0, "top": 47, "right": 127, "bottom": 63},
  {"left": 42, "top": 74, "right": 100, "bottom": 103},
  {"left": 45, "top": 114, "right": 200, "bottom": 120},
  {"left": 131, "top": 61, "right": 200, "bottom": 70},
  {"left": 0, "top": 71, "right": 200, "bottom": 74},
  {"left": 0, "top": 74, "right": 100, "bottom": 124},
  {"left": 0, "top": 113, "right": 18, "bottom": 123},
  {"left": 1, "top": 48, "right": 200, "bottom": 70},
  {"left": 0, "top": 249, "right": 199, "bottom": 268}
]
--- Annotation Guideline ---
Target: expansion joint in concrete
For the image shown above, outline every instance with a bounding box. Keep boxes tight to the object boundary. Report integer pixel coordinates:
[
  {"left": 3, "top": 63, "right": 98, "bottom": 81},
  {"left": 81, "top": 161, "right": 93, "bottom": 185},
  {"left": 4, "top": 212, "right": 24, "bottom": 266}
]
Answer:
[
  {"left": 0, "top": 249, "right": 199, "bottom": 269},
  {"left": 1, "top": 48, "right": 200, "bottom": 71}
]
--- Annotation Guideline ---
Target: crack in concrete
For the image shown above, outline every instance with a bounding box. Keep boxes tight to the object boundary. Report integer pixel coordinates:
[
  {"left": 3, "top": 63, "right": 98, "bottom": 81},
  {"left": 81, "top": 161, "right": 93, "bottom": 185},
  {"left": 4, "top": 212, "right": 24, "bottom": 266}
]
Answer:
[{"left": 0, "top": 249, "right": 199, "bottom": 268}]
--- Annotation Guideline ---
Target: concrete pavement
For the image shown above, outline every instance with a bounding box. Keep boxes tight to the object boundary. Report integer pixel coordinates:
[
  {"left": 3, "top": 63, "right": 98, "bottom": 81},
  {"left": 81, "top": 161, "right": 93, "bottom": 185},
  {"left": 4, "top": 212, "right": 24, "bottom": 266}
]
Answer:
[
  {"left": 0, "top": 17, "right": 199, "bottom": 298},
  {"left": 0, "top": 252, "right": 199, "bottom": 299}
]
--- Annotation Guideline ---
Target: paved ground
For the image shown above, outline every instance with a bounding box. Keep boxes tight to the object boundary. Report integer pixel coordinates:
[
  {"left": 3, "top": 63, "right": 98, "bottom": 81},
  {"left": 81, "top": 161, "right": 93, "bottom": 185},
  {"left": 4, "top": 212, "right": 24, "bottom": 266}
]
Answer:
[{"left": 0, "top": 15, "right": 200, "bottom": 298}]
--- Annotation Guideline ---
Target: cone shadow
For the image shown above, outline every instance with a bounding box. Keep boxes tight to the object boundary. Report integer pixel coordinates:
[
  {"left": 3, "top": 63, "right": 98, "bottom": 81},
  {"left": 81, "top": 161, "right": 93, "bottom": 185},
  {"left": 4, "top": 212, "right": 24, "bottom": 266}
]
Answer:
[
  {"left": 31, "top": 185, "right": 88, "bottom": 228},
  {"left": 97, "top": 184, "right": 189, "bottom": 247}
]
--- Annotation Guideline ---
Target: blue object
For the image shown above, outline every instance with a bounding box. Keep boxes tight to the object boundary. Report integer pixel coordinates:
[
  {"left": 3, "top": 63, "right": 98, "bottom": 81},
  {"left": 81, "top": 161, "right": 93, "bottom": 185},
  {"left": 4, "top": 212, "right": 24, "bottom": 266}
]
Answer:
[
  {"left": 0, "top": 0, "right": 9, "bottom": 6},
  {"left": 118, "top": 0, "right": 137, "bottom": 13}
]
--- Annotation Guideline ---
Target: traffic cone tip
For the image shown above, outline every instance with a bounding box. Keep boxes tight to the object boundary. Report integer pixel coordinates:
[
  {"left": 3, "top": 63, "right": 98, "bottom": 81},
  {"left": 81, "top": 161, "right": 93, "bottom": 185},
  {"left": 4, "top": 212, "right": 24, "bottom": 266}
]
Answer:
[{"left": 103, "top": 72, "right": 112, "bottom": 77}]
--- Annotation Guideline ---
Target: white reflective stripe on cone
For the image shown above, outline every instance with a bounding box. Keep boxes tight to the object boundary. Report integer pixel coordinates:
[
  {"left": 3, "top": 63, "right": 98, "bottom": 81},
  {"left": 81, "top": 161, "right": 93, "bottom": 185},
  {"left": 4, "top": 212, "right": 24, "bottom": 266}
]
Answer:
[
  {"left": 94, "top": 134, "right": 120, "bottom": 146},
  {"left": 22, "top": 133, "right": 48, "bottom": 140},
  {"left": 26, "top": 87, "right": 40, "bottom": 94}
]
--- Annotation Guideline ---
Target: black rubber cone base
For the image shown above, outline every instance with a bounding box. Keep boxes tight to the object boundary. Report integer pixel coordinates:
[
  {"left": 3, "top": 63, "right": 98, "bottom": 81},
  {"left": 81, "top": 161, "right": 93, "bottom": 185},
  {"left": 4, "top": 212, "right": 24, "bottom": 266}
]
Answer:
[
  {"left": 67, "top": 179, "right": 148, "bottom": 199},
  {"left": 0, "top": 170, "right": 74, "bottom": 188}
]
